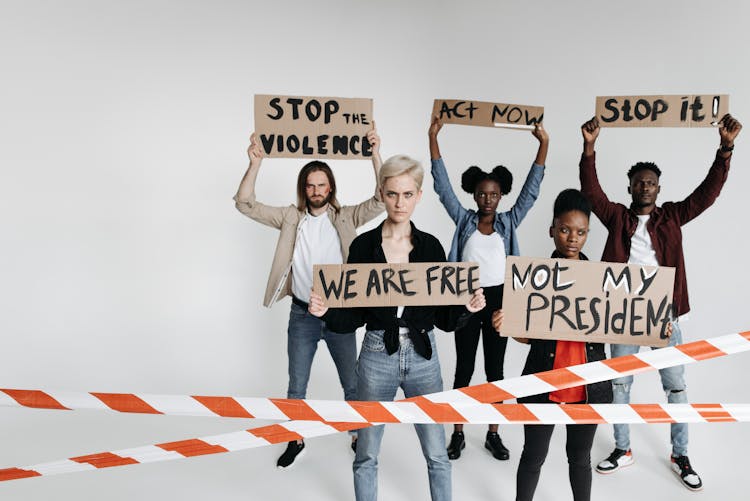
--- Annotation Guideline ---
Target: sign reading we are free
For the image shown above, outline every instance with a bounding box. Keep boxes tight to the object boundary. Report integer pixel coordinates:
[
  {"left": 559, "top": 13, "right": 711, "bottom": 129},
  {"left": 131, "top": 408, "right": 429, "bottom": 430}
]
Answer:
[{"left": 313, "top": 262, "right": 480, "bottom": 307}]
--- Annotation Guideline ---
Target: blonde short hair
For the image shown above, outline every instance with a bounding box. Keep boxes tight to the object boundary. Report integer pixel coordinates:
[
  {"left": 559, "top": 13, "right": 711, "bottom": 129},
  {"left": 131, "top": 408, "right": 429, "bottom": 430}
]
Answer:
[{"left": 379, "top": 155, "right": 424, "bottom": 190}]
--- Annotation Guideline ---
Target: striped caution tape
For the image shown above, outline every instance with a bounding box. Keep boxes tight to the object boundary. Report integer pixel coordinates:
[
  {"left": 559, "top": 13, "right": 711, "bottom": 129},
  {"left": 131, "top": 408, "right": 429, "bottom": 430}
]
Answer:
[
  {"left": 3, "top": 403, "right": 750, "bottom": 482},
  {"left": 1, "top": 329, "right": 748, "bottom": 482},
  {"left": 2, "top": 330, "right": 748, "bottom": 420}
]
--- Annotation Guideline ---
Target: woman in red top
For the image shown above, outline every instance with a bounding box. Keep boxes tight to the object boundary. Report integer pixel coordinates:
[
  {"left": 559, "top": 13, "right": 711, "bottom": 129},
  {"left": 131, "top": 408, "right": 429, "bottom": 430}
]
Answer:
[{"left": 492, "top": 189, "right": 611, "bottom": 501}]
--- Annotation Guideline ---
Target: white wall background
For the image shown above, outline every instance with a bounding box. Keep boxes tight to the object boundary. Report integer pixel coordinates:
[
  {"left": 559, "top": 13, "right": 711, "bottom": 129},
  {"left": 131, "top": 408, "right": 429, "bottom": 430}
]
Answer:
[{"left": 1, "top": 0, "right": 748, "bottom": 499}]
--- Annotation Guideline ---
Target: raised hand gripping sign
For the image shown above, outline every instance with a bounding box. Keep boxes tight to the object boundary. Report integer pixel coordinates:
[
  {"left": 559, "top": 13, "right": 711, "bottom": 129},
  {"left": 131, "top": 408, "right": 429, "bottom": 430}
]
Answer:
[
  {"left": 254, "top": 94, "right": 374, "bottom": 158},
  {"left": 595, "top": 94, "right": 729, "bottom": 127},
  {"left": 501, "top": 256, "right": 675, "bottom": 346},
  {"left": 432, "top": 99, "right": 544, "bottom": 130}
]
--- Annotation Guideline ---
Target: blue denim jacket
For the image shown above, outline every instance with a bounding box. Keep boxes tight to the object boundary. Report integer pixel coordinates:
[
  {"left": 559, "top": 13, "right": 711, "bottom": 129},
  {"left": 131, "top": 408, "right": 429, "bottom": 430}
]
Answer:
[{"left": 431, "top": 157, "right": 545, "bottom": 261}]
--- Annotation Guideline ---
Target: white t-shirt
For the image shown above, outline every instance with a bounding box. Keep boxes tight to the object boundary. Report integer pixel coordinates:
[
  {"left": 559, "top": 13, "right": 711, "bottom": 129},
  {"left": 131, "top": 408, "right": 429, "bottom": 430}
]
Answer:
[
  {"left": 628, "top": 215, "right": 659, "bottom": 267},
  {"left": 291, "top": 211, "right": 342, "bottom": 302},
  {"left": 462, "top": 230, "right": 506, "bottom": 287}
]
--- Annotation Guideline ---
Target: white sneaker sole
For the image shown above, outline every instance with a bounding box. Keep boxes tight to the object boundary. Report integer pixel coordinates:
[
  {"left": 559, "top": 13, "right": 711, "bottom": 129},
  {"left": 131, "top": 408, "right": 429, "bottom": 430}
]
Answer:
[
  {"left": 671, "top": 464, "right": 703, "bottom": 491},
  {"left": 595, "top": 457, "right": 634, "bottom": 475}
]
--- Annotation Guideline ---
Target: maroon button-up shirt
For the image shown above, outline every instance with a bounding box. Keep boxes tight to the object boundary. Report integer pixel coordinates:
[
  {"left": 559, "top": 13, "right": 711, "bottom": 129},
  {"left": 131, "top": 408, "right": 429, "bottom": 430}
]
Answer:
[{"left": 579, "top": 151, "right": 731, "bottom": 317}]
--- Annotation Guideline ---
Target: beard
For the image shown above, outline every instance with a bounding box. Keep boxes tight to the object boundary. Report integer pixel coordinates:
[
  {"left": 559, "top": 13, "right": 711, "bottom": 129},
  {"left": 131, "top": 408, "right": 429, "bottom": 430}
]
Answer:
[{"left": 307, "top": 193, "right": 331, "bottom": 209}]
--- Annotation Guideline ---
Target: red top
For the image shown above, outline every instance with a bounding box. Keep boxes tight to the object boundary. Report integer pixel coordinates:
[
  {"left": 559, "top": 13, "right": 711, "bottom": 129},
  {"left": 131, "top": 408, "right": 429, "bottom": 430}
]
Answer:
[{"left": 549, "top": 341, "right": 587, "bottom": 403}]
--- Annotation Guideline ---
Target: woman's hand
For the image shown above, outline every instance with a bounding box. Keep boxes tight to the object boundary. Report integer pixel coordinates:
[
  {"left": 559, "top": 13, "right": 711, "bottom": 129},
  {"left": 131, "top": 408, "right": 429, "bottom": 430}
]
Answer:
[
  {"left": 465, "top": 288, "right": 485, "bottom": 313},
  {"left": 491, "top": 309, "right": 504, "bottom": 332},
  {"left": 308, "top": 291, "right": 329, "bottom": 318}
]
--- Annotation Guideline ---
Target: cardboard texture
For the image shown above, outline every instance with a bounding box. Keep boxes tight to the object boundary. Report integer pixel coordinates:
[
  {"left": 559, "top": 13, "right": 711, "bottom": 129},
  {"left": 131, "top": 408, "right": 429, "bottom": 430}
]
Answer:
[
  {"left": 254, "top": 94, "right": 374, "bottom": 158},
  {"left": 432, "top": 99, "right": 544, "bottom": 129},
  {"left": 313, "top": 262, "right": 479, "bottom": 308},
  {"left": 500, "top": 256, "right": 675, "bottom": 347},
  {"left": 596, "top": 94, "right": 729, "bottom": 127}
]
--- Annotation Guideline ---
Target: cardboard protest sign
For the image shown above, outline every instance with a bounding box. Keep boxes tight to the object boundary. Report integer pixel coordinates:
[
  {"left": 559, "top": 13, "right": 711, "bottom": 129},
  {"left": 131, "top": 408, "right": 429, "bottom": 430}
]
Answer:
[
  {"left": 596, "top": 94, "right": 729, "bottom": 127},
  {"left": 432, "top": 99, "right": 544, "bottom": 130},
  {"left": 313, "top": 262, "right": 479, "bottom": 307},
  {"left": 500, "top": 256, "right": 675, "bottom": 347},
  {"left": 254, "top": 94, "right": 374, "bottom": 159}
]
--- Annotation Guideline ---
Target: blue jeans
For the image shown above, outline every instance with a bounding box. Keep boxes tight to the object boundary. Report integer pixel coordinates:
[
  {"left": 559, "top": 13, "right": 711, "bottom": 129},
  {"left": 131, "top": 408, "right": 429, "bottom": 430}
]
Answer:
[
  {"left": 610, "top": 321, "right": 688, "bottom": 456},
  {"left": 353, "top": 330, "right": 451, "bottom": 501},
  {"left": 287, "top": 302, "right": 357, "bottom": 403}
]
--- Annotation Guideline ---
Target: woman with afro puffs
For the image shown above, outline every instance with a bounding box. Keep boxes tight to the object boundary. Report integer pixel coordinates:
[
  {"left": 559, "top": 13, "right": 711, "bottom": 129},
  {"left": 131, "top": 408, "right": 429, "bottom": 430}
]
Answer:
[{"left": 428, "top": 116, "right": 548, "bottom": 462}]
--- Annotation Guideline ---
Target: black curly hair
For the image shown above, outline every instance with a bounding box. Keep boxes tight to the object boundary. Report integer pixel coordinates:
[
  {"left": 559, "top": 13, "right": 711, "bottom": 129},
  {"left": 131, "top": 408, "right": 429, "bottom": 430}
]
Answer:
[
  {"left": 553, "top": 188, "right": 591, "bottom": 220},
  {"left": 460, "top": 165, "right": 512, "bottom": 195},
  {"left": 627, "top": 161, "right": 661, "bottom": 180}
]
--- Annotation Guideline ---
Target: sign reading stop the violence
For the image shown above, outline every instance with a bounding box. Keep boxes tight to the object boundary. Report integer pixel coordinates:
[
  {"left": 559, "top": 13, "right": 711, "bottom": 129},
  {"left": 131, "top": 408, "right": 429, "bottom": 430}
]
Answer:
[
  {"left": 595, "top": 94, "right": 729, "bottom": 127},
  {"left": 500, "top": 256, "right": 675, "bottom": 347},
  {"left": 254, "top": 94, "right": 374, "bottom": 159},
  {"left": 313, "top": 262, "right": 479, "bottom": 307}
]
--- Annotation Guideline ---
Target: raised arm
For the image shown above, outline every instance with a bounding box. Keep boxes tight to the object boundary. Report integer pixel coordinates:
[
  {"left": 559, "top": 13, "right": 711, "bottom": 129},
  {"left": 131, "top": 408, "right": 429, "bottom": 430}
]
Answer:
[
  {"left": 349, "top": 123, "right": 386, "bottom": 227},
  {"left": 579, "top": 117, "right": 617, "bottom": 224},
  {"left": 367, "top": 122, "right": 383, "bottom": 200},
  {"left": 235, "top": 134, "right": 263, "bottom": 203},
  {"left": 507, "top": 124, "right": 548, "bottom": 226},
  {"left": 669, "top": 113, "right": 742, "bottom": 224},
  {"left": 233, "top": 134, "right": 285, "bottom": 228},
  {"left": 532, "top": 123, "right": 549, "bottom": 166},
  {"left": 429, "top": 116, "right": 467, "bottom": 223}
]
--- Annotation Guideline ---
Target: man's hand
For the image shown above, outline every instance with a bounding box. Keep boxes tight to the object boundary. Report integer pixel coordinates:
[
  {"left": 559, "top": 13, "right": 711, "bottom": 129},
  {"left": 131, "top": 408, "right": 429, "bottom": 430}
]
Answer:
[
  {"left": 581, "top": 117, "right": 600, "bottom": 144},
  {"left": 308, "top": 291, "right": 329, "bottom": 318},
  {"left": 466, "top": 288, "right": 486, "bottom": 313},
  {"left": 247, "top": 133, "right": 263, "bottom": 165},
  {"left": 429, "top": 115, "right": 443, "bottom": 138},
  {"left": 581, "top": 117, "right": 600, "bottom": 156},
  {"left": 719, "top": 113, "right": 742, "bottom": 148},
  {"left": 367, "top": 121, "right": 381, "bottom": 156},
  {"left": 532, "top": 123, "right": 549, "bottom": 144}
]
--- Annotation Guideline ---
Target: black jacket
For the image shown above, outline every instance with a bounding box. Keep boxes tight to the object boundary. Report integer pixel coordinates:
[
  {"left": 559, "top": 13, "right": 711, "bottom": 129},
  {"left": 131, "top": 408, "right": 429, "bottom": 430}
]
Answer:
[
  {"left": 322, "top": 221, "right": 471, "bottom": 359},
  {"left": 518, "top": 251, "right": 613, "bottom": 405}
]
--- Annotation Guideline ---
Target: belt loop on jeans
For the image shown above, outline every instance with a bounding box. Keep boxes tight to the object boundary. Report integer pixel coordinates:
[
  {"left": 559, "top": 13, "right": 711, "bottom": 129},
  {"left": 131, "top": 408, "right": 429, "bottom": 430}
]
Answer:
[{"left": 292, "top": 296, "right": 309, "bottom": 310}]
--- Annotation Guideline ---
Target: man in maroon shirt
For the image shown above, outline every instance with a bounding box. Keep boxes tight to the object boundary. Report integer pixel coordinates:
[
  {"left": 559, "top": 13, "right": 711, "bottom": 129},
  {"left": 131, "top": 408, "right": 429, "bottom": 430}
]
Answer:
[{"left": 578, "top": 114, "right": 741, "bottom": 491}]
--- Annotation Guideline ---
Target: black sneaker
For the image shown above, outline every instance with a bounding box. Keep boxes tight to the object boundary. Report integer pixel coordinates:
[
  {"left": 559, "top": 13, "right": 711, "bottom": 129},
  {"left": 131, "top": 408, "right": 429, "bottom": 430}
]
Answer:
[
  {"left": 276, "top": 440, "right": 305, "bottom": 469},
  {"left": 671, "top": 455, "right": 703, "bottom": 491},
  {"left": 446, "top": 431, "right": 465, "bottom": 460},
  {"left": 596, "top": 448, "right": 634, "bottom": 474},
  {"left": 484, "top": 431, "right": 509, "bottom": 460}
]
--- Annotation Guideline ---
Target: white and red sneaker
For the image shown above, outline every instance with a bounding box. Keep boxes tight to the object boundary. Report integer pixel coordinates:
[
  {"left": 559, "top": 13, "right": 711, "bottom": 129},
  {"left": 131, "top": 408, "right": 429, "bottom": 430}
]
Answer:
[{"left": 596, "top": 448, "right": 634, "bottom": 474}]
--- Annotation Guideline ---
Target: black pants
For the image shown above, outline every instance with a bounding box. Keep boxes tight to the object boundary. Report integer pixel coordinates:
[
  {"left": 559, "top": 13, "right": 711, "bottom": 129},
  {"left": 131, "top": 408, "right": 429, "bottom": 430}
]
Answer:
[
  {"left": 452, "top": 284, "right": 505, "bottom": 389},
  {"left": 516, "top": 422, "right": 597, "bottom": 501}
]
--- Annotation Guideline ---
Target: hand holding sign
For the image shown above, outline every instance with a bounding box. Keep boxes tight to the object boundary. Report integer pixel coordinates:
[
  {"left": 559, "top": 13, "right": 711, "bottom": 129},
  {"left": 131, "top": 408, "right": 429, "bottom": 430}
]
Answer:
[
  {"left": 719, "top": 114, "right": 742, "bottom": 150},
  {"left": 581, "top": 117, "right": 600, "bottom": 156},
  {"left": 247, "top": 133, "right": 263, "bottom": 165},
  {"left": 466, "top": 288, "right": 486, "bottom": 313},
  {"left": 366, "top": 122, "right": 380, "bottom": 156},
  {"left": 308, "top": 290, "right": 328, "bottom": 318}
]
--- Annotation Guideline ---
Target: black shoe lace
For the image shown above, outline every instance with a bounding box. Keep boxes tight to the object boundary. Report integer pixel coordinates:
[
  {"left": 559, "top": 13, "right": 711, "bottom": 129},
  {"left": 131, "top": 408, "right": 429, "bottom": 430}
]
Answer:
[{"left": 675, "top": 456, "right": 696, "bottom": 475}]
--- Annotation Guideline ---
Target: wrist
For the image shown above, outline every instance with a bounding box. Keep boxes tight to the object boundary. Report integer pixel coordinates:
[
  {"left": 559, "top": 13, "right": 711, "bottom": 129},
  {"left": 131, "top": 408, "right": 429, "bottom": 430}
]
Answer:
[{"left": 720, "top": 143, "right": 734, "bottom": 152}]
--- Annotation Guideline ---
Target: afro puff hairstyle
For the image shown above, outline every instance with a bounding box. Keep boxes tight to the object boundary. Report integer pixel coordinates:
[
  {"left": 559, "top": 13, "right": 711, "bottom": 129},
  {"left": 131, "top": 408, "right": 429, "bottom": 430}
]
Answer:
[{"left": 460, "top": 165, "right": 513, "bottom": 195}]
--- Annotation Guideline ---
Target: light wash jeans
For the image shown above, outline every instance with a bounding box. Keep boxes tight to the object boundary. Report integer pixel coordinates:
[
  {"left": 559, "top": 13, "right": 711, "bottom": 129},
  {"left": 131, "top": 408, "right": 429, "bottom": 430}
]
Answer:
[
  {"left": 353, "top": 330, "right": 451, "bottom": 501},
  {"left": 287, "top": 302, "right": 357, "bottom": 402},
  {"left": 610, "top": 321, "right": 688, "bottom": 456}
]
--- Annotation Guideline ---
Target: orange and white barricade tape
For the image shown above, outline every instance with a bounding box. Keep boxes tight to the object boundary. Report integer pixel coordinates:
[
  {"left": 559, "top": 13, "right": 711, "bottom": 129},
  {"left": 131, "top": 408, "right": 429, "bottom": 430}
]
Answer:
[
  {"left": 1, "top": 329, "right": 748, "bottom": 482},
  {"left": 2, "top": 329, "right": 748, "bottom": 420}
]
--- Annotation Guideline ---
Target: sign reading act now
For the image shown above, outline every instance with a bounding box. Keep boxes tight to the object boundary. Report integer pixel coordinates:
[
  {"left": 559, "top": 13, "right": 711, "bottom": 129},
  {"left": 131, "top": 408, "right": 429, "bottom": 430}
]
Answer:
[
  {"left": 313, "top": 263, "right": 479, "bottom": 307},
  {"left": 501, "top": 256, "right": 675, "bottom": 347}
]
